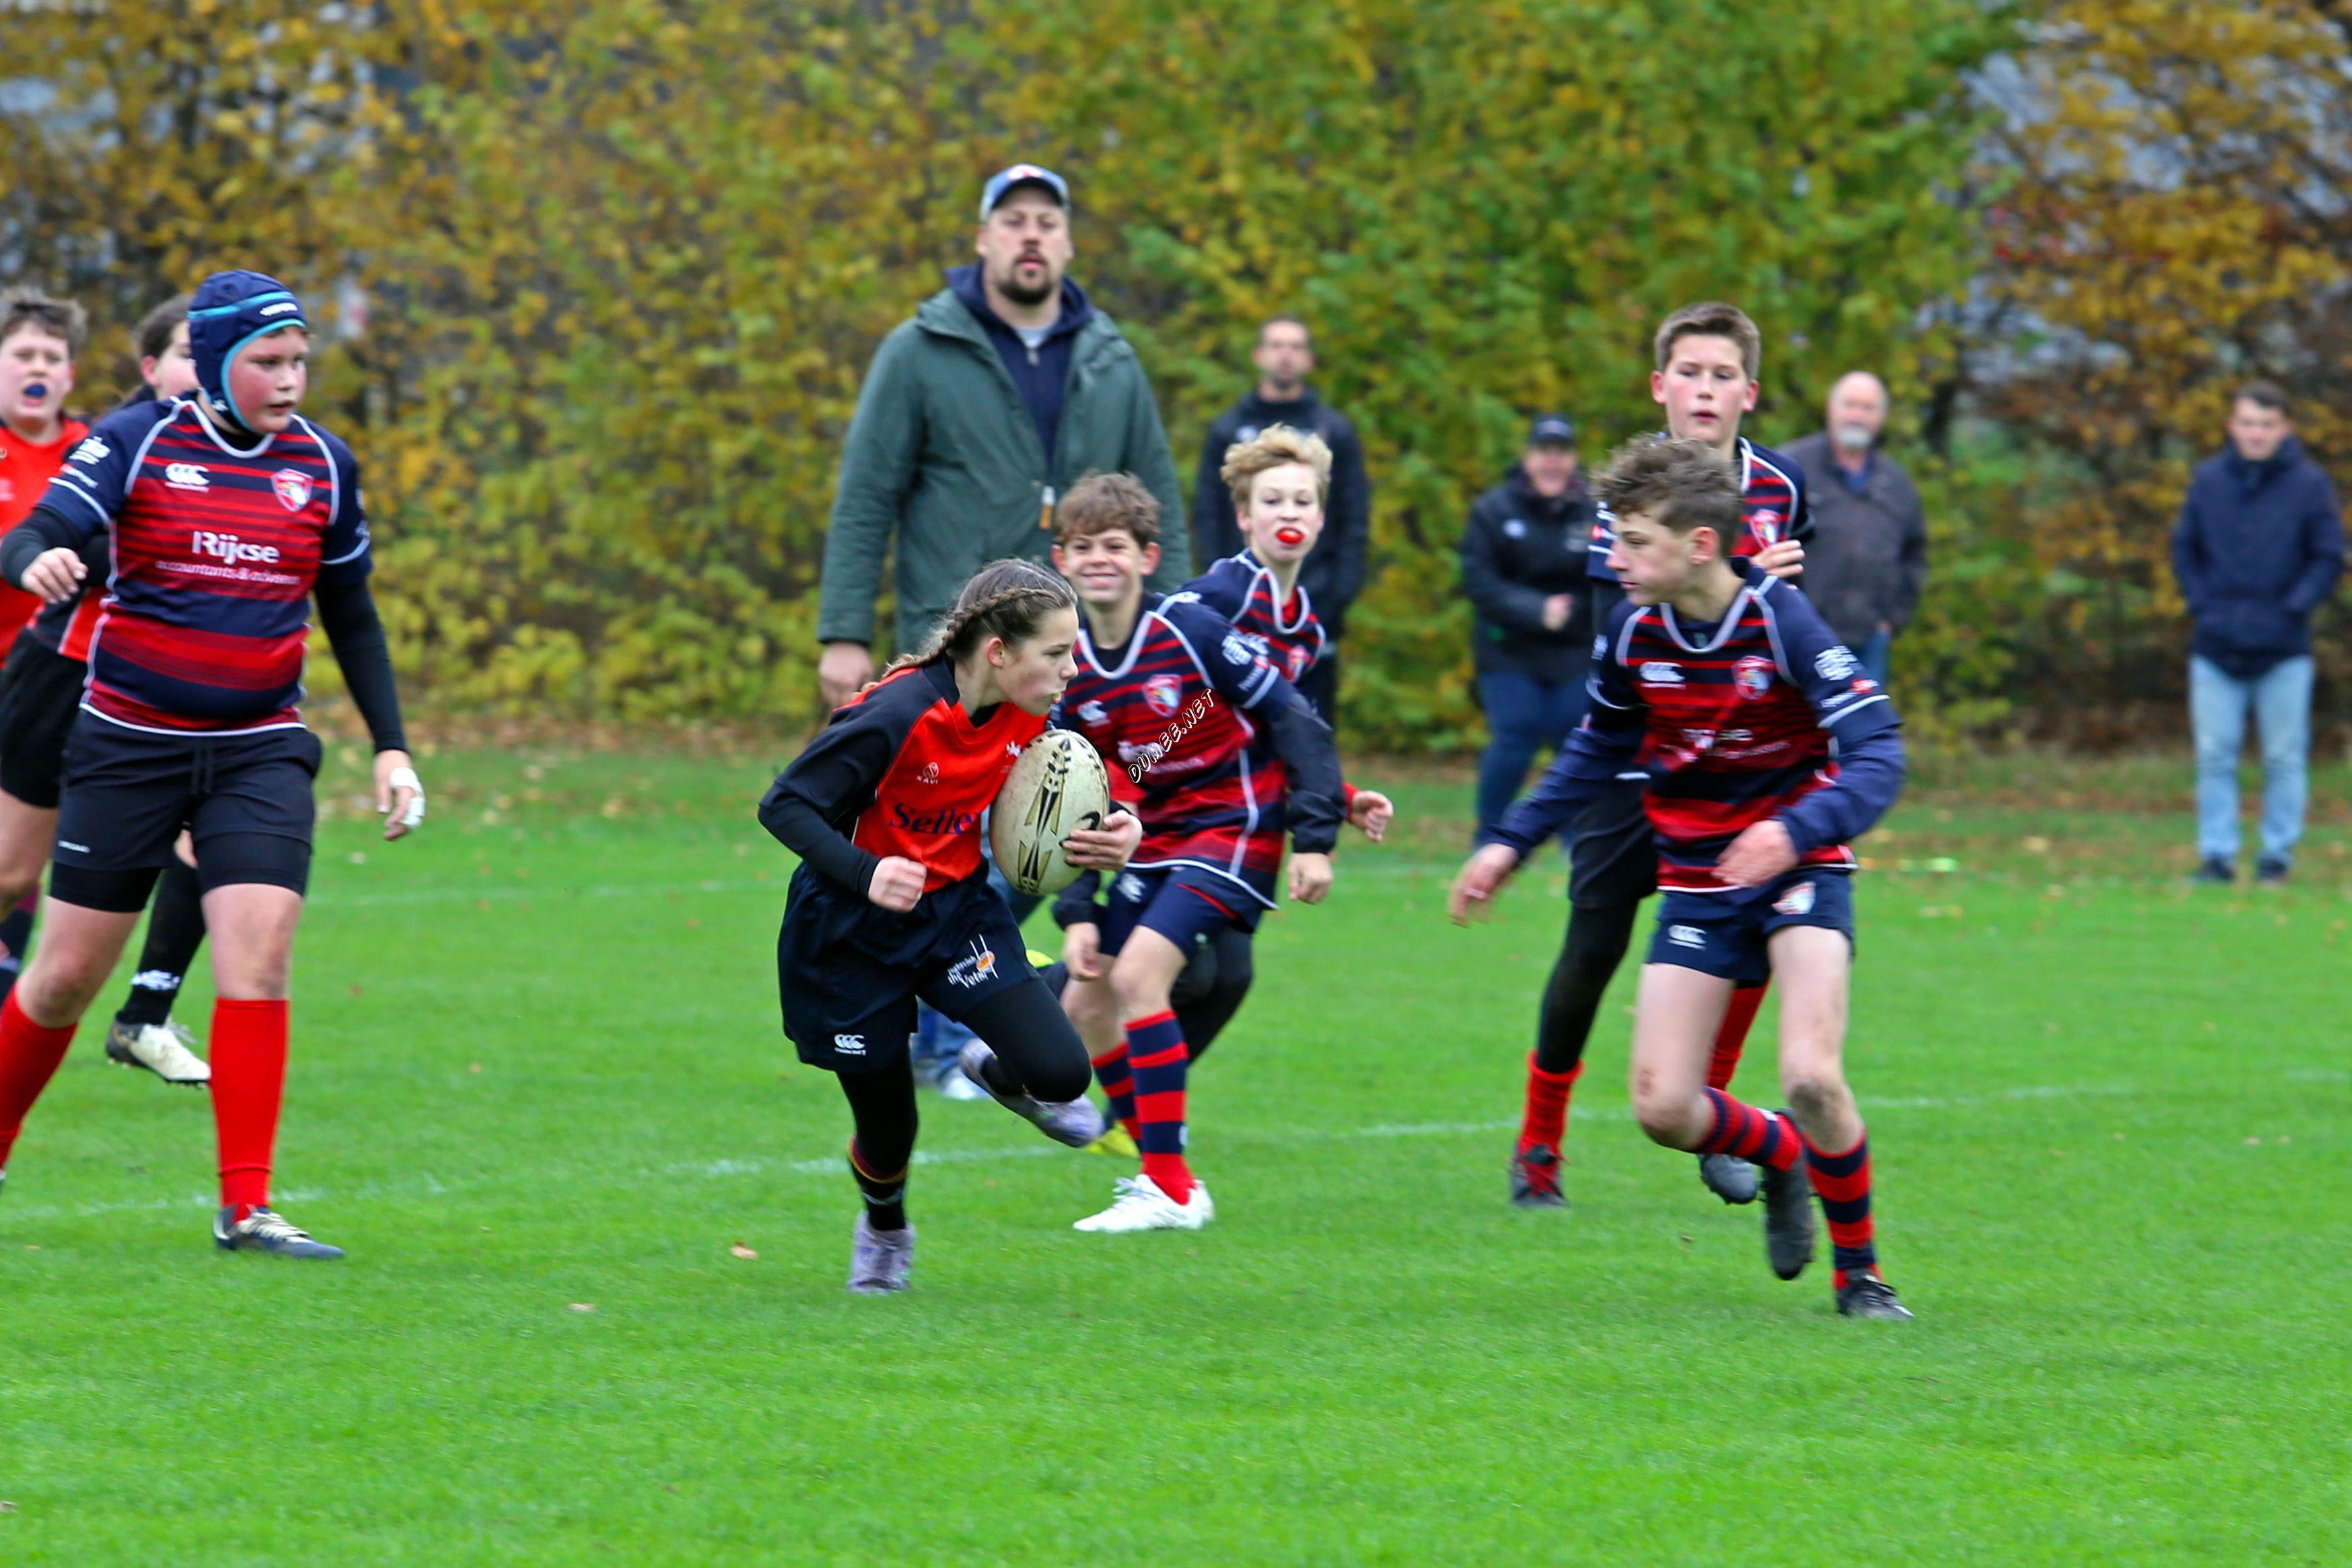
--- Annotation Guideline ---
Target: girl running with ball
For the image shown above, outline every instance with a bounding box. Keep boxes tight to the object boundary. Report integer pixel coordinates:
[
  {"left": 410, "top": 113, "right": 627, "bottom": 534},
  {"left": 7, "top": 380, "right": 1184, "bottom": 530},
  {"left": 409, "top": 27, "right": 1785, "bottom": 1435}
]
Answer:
[{"left": 759, "top": 559, "right": 1141, "bottom": 1293}]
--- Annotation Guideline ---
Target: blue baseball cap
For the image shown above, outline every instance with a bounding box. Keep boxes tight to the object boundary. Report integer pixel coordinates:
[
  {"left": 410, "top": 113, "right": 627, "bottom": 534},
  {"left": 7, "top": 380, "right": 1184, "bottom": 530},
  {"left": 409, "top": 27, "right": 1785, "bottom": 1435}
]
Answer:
[
  {"left": 1528, "top": 413, "right": 1577, "bottom": 448},
  {"left": 188, "top": 269, "right": 308, "bottom": 431},
  {"left": 978, "top": 163, "right": 1071, "bottom": 221}
]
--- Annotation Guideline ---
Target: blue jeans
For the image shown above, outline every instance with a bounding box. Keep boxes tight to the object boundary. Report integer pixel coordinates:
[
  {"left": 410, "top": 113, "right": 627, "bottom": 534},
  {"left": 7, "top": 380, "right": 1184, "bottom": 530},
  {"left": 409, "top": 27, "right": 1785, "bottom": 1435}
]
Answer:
[
  {"left": 2190, "top": 653, "right": 2313, "bottom": 865},
  {"left": 1476, "top": 671, "right": 1588, "bottom": 843},
  {"left": 1855, "top": 628, "right": 1892, "bottom": 688}
]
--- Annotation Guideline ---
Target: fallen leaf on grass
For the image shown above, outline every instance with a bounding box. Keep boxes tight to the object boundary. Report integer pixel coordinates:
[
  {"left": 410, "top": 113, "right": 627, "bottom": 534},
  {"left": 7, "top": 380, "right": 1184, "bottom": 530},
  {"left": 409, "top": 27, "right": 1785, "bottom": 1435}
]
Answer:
[
  {"left": 568, "top": 1302, "right": 596, "bottom": 1313},
  {"left": 729, "top": 1244, "right": 758, "bottom": 1260}
]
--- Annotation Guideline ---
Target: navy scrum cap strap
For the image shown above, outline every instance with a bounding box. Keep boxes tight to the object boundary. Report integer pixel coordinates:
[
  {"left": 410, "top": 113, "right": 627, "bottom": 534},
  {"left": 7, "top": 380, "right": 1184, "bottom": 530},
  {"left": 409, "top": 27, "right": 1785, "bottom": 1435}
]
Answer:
[{"left": 188, "top": 269, "right": 308, "bottom": 431}]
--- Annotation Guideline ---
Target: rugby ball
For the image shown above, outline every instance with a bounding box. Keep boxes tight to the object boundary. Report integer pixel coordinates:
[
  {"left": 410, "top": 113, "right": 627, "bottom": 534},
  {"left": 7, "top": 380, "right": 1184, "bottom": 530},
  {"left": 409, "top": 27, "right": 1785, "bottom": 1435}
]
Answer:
[{"left": 991, "top": 730, "right": 1113, "bottom": 897}]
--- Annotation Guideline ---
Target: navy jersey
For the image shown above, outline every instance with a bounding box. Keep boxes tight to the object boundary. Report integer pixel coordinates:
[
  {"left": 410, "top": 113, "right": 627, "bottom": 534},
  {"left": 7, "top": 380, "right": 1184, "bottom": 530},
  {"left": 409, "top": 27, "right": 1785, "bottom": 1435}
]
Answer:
[
  {"left": 1588, "top": 436, "right": 1810, "bottom": 582},
  {"left": 1493, "top": 575, "right": 1902, "bottom": 896},
  {"left": 36, "top": 398, "right": 371, "bottom": 734},
  {"left": 1054, "top": 594, "right": 1326, "bottom": 906},
  {"left": 1166, "top": 550, "right": 1329, "bottom": 685}
]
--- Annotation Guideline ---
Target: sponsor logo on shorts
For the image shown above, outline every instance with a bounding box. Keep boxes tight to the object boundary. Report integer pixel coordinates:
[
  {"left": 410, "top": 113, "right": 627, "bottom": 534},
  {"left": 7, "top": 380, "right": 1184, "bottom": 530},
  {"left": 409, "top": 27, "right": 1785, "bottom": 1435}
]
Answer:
[
  {"left": 164, "top": 462, "right": 210, "bottom": 491},
  {"left": 1733, "top": 655, "right": 1775, "bottom": 701},
  {"left": 1115, "top": 871, "right": 1145, "bottom": 902},
  {"left": 1774, "top": 880, "right": 1817, "bottom": 915},
  {"left": 946, "top": 937, "right": 997, "bottom": 990},
  {"left": 1641, "top": 661, "right": 1684, "bottom": 686},
  {"left": 1668, "top": 924, "right": 1707, "bottom": 949},
  {"left": 832, "top": 1033, "right": 866, "bottom": 1055},
  {"left": 271, "top": 469, "right": 312, "bottom": 512},
  {"left": 1814, "top": 646, "right": 1861, "bottom": 682}
]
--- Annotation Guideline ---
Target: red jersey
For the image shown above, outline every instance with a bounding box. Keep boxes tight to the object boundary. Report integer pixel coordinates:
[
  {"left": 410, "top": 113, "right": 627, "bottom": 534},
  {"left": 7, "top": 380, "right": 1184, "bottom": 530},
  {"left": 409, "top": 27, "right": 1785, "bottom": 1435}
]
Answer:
[
  {"left": 0, "top": 415, "right": 89, "bottom": 660},
  {"left": 760, "top": 661, "right": 1044, "bottom": 897}
]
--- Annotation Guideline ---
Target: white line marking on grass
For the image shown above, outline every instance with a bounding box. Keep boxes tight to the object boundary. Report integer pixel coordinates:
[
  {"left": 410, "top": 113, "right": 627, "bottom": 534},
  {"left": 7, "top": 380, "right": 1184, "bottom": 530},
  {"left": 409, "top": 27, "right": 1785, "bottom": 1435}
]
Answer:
[
  {"left": 2, "top": 1085, "right": 2141, "bottom": 1222},
  {"left": 329, "top": 878, "right": 776, "bottom": 908}
]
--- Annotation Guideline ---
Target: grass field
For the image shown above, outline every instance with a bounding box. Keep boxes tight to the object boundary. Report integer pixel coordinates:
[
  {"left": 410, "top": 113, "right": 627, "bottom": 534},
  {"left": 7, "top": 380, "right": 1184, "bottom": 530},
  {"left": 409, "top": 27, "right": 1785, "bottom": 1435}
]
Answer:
[{"left": 2, "top": 742, "right": 2347, "bottom": 1565}]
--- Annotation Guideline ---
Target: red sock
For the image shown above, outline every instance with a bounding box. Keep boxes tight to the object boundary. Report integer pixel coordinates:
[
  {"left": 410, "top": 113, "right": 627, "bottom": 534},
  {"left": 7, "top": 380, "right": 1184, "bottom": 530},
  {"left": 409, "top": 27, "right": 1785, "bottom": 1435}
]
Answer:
[
  {"left": 1696, "top": 1088, "right": 1802, "bottom": 1171},
  {"left": 0, "top": 991, "right": 79, "bottom": 1173},
  {"left": 210, "top": 998, "right": 288, "bottom": 1217},
  {"left": 1090, "top": 1044, "right": 1139, "bottom": 1142},
  {"left": 1125, "top": 1011, "right": 1192, "bottom": 1205},
  {"left": 1518, "top": 1054, "right": 1582, "bottom": 1155},
  {"left": 1708, "top": 983, "right": 1768, "bottom": 1092}
]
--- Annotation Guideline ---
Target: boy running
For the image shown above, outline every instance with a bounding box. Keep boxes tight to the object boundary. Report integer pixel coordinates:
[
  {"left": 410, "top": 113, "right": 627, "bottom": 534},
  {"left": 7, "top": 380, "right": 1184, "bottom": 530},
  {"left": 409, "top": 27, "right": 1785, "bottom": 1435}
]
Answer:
[
  {"left": 0, "top": 290, "right": 91, "bottom": 1001},
  {"left": 759, "top": 559, "right": 1141, "bottom": 1293},
  {"left": 1049, "top": 472, "right": 1344, "bottom": 1232},
  {"left": 1453, "top": 438, "right": 1909, "bottom": 1319},
  {"left": 0, "top": 294, "right": 212, "bottom": 1083},
  {"left": 0, "top": 270, "right": 425, "bottom": 1256},
  {"left": 1504, "top": 301, "right": 1812, "bottom": 1210}
]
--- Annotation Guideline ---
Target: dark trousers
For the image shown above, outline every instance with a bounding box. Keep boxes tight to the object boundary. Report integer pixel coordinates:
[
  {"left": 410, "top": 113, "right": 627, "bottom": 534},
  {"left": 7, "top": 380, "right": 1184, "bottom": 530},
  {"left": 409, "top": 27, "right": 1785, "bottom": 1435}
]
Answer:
[{"left": 1475, "top": 670, "right": 1588, "bottom": 841}]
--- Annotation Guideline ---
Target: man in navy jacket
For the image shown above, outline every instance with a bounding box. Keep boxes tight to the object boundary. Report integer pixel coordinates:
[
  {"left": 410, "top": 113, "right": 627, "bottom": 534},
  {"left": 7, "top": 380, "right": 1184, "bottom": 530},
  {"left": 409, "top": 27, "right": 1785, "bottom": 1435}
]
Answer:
[{"left": 2170, "top": 382, "right": 2345, "bottom": 884}]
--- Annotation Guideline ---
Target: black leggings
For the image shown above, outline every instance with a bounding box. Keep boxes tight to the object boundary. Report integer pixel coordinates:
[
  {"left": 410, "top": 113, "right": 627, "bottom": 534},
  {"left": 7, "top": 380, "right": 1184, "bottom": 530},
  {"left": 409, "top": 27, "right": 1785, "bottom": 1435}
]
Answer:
[
  {"left": 835, "top": 974, "right": 1092, "bottom": 1166},
  {"left": 1533, "top": 898, "right": 1641, "bottom": 1076}
]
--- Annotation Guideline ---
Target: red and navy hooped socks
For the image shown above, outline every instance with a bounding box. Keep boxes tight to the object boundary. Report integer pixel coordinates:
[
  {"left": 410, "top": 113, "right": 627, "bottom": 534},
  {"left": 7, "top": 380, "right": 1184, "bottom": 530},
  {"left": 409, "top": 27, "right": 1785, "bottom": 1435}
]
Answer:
[{"left": 1125, "top": 1010, "right": 1193, "bottom": 1204}]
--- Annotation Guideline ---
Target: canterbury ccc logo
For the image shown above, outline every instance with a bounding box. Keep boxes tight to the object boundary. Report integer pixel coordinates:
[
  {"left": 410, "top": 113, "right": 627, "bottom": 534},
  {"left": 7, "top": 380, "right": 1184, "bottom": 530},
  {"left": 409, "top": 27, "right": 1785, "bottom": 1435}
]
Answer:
[{"left": 163, "top": 462, "right": 209, "bottom": 490}]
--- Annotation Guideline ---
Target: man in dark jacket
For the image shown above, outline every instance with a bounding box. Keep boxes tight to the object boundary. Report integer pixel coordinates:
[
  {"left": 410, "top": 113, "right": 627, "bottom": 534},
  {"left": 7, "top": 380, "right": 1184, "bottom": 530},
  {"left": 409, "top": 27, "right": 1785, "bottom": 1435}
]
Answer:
[
  {"left": 817, "top": 164, "right": 1188, "bottom": 709},
  {"left": 2171, "top": 381, "right": 2346, "bottom": 884},
  {"left": 1191, "top": 316, "right": 1369, "bottom": 725},
  {"left": 1782, "top": 371, "right": 1927, "bottom": 686},
  {"left": 1460, "top": 414, "right": 1596, "bottom": 841}
]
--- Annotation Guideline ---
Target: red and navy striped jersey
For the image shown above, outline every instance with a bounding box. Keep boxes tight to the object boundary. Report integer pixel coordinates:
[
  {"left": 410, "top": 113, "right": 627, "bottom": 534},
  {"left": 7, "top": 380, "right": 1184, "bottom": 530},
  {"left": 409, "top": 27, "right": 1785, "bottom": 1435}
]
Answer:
[
  {"left": 760, "top": 660, "right": 1044, "bottom": 897},
  {"left": 1494, "top": 575, "right": 1902, "bottom": 894},
  {"left": 34, "top": 398, "right": 371, "bottom": 733},
  {"left": 1588, "top": 437, "right": 1810, "bottom": 581},
  {"left": 1053, "top": 594, "right": 1295, "bottom": 905},
  {"left": 1166, "top": 550, "right": 1329, "bottom": 686}
]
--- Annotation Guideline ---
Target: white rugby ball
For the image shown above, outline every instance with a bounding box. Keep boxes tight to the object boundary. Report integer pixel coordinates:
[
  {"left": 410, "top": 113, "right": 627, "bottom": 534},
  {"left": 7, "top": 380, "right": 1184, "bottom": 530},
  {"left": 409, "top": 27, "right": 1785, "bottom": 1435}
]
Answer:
[{"left": 991, "top": 729, "right": 1113, "bottom": 897}]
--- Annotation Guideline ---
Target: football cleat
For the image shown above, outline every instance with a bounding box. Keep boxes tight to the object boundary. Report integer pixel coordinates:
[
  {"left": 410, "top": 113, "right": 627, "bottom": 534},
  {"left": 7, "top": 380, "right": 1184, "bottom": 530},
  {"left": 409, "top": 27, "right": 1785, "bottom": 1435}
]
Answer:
[
  {"left": 106, "top": 1019, "right": 211, "bottom": 1086},
  {"left": 1509, "top": 1143, "right": 1567, "bottom": 1207},
  {"left": 1698, "top": 1151, "right": 1759, "bottom": 1205},
  {"left": 958, "top": 1041, "right": 1104, "bottom": 1147},
  {"left": 1835, "top": 1269, "right": 1913, "bottom": 1321},
  {"left": 847, "top": 1212, "right": 915, "bottom": 1294},
  {"left": 1084, "top": 1121, "right": 1139, "bottom": 1158},
  {"left": 213, "top": 1205, "right": 345, "bottom": 1259},
  {"left": 1073, "top": 1173, "right": 1205, "bottom": 1233},
  {"left": 1759, "top": 1136, "right": 1816, "bottom": 1281}
]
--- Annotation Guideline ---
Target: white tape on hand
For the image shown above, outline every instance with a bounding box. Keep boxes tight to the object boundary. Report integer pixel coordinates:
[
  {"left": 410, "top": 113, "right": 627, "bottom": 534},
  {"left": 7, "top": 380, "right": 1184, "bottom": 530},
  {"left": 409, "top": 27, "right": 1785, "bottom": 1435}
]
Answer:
[{"left": 388, "top": 764, "right": 426, "bottom": 829}]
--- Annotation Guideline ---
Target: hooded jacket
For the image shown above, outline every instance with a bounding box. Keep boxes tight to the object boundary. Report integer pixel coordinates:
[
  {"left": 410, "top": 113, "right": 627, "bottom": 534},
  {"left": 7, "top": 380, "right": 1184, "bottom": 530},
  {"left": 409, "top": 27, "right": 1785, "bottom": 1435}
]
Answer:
[
  {"left": 818, "top": 271, "right": 1188, "bottom": 654},
  {"left": 1458, "top": 464, "right": 1594, "bottom": 683},
  {"left": 2170, "top": 435, "right": 2346, "bottom": 678}
]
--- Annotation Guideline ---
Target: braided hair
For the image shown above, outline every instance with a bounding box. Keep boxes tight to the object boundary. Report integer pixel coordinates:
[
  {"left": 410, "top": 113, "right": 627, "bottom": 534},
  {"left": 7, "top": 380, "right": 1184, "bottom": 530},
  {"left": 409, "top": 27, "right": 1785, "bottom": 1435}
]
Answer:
[{"left": 878, "top": 559, "right": 1078, "bottom": 681}]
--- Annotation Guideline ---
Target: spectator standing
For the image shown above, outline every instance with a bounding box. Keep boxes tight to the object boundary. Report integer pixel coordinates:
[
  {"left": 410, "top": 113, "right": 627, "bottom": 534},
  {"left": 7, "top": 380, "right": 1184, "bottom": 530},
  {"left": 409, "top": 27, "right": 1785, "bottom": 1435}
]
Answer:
[
  {"left": 2170, "top": 381, "right": 2346, "bottom": 885},
  {"left": 1783, "top": 371, "right": 1927, "bottom": 687},
  {"left": 1460, "top": 414, "right": 1596, "bottom": 843},
  {"left": 1192, "top": 317, "right": 1369, "bottom": 727},
  {"left": 818, "top": 163, "right": 1190, "bottom": 705},
  {"left": 816, "top": 163, "right": 1190, "bottom": 1094}
]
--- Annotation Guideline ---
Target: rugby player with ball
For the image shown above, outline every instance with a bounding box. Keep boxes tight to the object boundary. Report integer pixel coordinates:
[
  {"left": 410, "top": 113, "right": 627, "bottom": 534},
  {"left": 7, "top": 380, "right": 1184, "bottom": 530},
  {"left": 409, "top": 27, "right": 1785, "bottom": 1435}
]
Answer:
[{"left": 758, "top": 559, "right": 1140, "bottom": 1294}]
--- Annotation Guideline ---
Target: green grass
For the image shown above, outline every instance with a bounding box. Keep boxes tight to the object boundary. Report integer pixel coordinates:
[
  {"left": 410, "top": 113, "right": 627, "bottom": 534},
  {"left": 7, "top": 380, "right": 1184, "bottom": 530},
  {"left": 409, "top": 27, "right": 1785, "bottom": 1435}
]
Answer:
[{"left": 2, "top": 744, "right": 2347, "bottom": 1565}]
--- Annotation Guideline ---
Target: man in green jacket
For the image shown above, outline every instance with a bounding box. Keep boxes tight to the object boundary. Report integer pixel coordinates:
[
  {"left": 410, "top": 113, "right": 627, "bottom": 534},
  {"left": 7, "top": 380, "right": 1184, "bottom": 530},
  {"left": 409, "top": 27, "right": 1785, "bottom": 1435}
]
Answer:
[{"left": 816, "top": 164, "right": 1190, "bottom": 707}]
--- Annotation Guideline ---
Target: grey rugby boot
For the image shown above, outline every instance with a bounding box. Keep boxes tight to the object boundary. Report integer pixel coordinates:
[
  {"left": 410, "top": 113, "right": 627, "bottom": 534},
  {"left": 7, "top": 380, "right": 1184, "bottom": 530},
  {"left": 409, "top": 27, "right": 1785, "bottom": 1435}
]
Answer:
[
  {"left": 958, "top": 1041, "right": 1104, "bottom": 1148},
  {"left": 213, "top": 1205, "right": 345, "bottom": 1260},
  {"left": 1697, "top": 1151, "right": 1759, "bottom": 1205},
  {"left": 1835, "top": 1269, "right": 1913, "bottom": 1320},
  {"left": 847, "top": 1213, "right": 915, "bottom": 1294}
]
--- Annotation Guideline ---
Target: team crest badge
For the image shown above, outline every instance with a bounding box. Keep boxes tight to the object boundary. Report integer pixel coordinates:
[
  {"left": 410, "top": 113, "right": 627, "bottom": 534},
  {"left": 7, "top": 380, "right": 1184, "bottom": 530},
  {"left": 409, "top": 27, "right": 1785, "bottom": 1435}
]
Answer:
[
  {"left": 1143, "top": 674, "right": 1183, "bottom": 716},
  {"left": 271, "top": 470, "right": 312, "bottom": 512},
  {"left": 1733, "top": 655, "right": 1775, "bottom": 701},
  {"left": 1286, "top": 644, "right": 1310, "bottom": 680},
  {"left": 1773, "top": 880, "right": 1817, "bottom": 916}
]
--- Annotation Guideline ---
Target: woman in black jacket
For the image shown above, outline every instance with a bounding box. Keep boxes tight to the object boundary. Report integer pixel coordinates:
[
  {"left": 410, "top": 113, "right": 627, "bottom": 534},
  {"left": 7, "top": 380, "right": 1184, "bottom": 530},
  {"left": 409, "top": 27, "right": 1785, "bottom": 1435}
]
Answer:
[{"left": 1460, "top": 416, "right": 1597, "bottom": 842}]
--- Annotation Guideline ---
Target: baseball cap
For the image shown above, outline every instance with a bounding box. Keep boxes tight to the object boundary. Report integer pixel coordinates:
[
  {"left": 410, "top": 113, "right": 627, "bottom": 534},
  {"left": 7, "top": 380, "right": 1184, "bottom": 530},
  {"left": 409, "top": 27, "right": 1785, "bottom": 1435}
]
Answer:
[
  {"left": 1528, "top": 413, "right": 1577, "bottom": 447},
  {"left": 979, "top": 164, "right": 1071, "bottom": 221}
]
